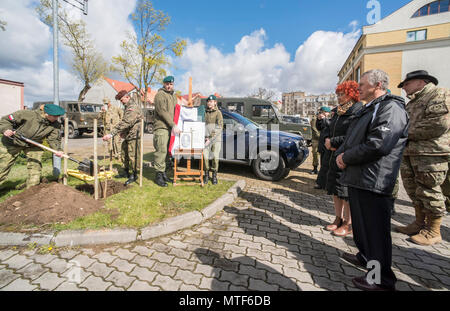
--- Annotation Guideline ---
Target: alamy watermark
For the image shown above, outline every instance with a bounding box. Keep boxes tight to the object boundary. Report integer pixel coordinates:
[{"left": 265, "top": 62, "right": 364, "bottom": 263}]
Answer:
[{"left": 367, "top": 0, "right": 381, "bottom": 25}]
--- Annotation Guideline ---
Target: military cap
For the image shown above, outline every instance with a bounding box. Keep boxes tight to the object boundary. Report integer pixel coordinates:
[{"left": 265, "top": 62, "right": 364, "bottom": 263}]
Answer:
[
  {"left": 319, "top": 106, "right": 331, "bottom": 113},
  {"left": 207, "top": 95, "right": 217, "bottom": 101},
  {"left": 44, "top": 104, "right": 66, "bottom": 116},
  {"left": 115, "top": 90, "right": 128, "bottom": 101},
  {"left": 163, "top": 76, "right": 175, "bottom": 83}
]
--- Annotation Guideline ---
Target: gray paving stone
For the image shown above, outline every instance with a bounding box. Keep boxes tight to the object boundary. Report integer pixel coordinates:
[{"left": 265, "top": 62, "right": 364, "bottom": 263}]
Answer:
[
  {"left": 396, "top": 264, "right": 439, "bottom": 281},
  {"left": 131, "top": 245, "right": 153, "bottom": 257},
  {"left": 45, "top": 258, "right": 70, "bottom": 274},
  {"left": 248, "top": 278, "right": 278, "bottom": 291},
  {"left": 128, "top": 280, "right": 160, "bottom": 291},
  {"left": 194, "top": 264, "right": 215, "bottom": 277},
  {"left": 80, "top": 275, "right": 113, "bottom": 291},
  {"left": 3, "top": 254, "right": 33, "bottom": 270},
  {"left": 106, "top": 271, "right": 137, "bottom": 289},
  {"left": 220, "top": 270, "right": 249, "bottom": 287},
  {"left": 113, "top": 248, "right": 137, "bottom": 261},
  {"left": 246, "top": 248, "right": 271, "bottom": 262},
  {"left": 239, "top": 264, "right": 267, "bottom": 281},
  {"left": 91, "top": 252, "right": 116, "bottom": 264},
  {"left": 168, "top": 248, "right": 192, "bottom": 260},
  {"left": 223, "top": 244, "right": 247, "bottom": 255},
  {"left": 55, "top": 281, "right": 87, "bottom": 291},
  {"left": 150, "top": 252, "right": 175, "bottom": 264},
  {"left": 283, "top": 267, "right": 314, "bottom": 284},
  {"left": 0, "top": 249, "right": 19, "bottom": 262},
  {"left": 110, "top": 258, "right": 136, "bottom": 273},
  {"left": 152, "top": 262, "right": 178, "bottom": 277},
  {"left": 57, "top": 249, "right": 80, "bottom": 260},
  {"left": 152, "top": 275, "right": 182, "bottom": 291},
  {"left": 407, "top": 259, "right": 446, "bottom": 275},
  {"left": 174, "top": 269, "right": 202, "bottom": 286},
  {"left": 71, "top": 254, "right": 96, "bottom": 269},
  {"left": 106, "top": 285, "right": 125, "bottom": 291},
  {"left": 271, "top": 255, "right": 299, "bottom": 269},
  {"left": 86, "top": 262, "right": 115, "bottom": 279},
  {"left": 0, "top": 269, "right": 20, "bottom": 288},
  {"left": 132, "top": 255, "right": 156, "bottom": 269},
  {"left": 1, "top": 278, "right": 38, "bottom": 291},
  {"left": 32, "top": 271, "right": 65, "bottom": 291},
  {"left": 313, "top": 276, "right": 347, "bottom": 291},
  {"left": 16, "top": 263, "right": 48, "bottom": 281},
  {"left": 171, "top": 257, "right": 196, "bottom": 271},
  {"left": 130, "top": 266, "right": 157, "bottom": 283}
]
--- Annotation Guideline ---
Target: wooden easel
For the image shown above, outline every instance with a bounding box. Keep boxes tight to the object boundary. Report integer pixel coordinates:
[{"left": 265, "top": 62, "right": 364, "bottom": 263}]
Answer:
[{"left": 173, "top": 77, "right": 204, "bottom": 187}]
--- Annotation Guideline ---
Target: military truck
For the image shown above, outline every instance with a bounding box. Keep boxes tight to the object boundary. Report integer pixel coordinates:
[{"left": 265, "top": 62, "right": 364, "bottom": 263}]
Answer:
[
  {"left": 33, "top": 101, "right": 104, "bottom": 138},
  {"left": 142, "top": 107, "right": 155, "bottom": 133},
  {"left": 200, "top": 97, "right": 312, "bottom": 143}
]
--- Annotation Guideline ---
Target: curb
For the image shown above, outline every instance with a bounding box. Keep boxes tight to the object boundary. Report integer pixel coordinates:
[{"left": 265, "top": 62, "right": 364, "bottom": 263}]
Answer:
[{"left": 0, "top": 179, "right": 245, "bottom": 247}]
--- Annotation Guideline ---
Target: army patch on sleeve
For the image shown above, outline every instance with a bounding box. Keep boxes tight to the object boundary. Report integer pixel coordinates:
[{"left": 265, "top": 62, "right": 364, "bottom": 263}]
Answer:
[{"left": 427, "top": 102, "right": 449, "bottom": 115}]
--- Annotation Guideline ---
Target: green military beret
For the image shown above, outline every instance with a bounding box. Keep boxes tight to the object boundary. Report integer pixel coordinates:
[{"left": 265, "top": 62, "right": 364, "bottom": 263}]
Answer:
[
  {"left": 320, "top": 106, "right": 331, "bottom": 113},
  {"left": 207, "top": 95, "right": 217, "bottom": 101},
  {"left": 163, "top": 76, "right": 175, "bottom": 83},
  {"left": 44, "top": 104, "right": 66, "bottom": 116}
]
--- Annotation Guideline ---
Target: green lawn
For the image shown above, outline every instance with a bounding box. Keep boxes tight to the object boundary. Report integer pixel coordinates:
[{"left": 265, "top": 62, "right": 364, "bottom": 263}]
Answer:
[{"left": 0, "top": 151, "right": 234, "bottom": 231}]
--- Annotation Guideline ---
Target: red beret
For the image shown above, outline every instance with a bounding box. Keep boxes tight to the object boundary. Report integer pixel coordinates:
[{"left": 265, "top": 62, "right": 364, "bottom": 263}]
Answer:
[{"left": 115, "top": 90, "right": 128, "bottom": 101}]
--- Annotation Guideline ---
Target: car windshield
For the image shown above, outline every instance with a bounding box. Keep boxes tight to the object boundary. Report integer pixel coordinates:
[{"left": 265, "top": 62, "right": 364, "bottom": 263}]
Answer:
[
  {"left": 224, "top": 110, "right": 260, "bottom": 130},
  {"left": 80, "top": 105, "right": 101, "bottom": 113}
]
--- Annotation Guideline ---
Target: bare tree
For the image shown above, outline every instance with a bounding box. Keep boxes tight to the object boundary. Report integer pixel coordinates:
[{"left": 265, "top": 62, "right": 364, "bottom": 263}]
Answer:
[
  {"left": 37, "top": 0, "right": 109, "bottom": 102},
  {"left": 0, "top": 17, "right": 6, "bottom": 31},
  {"left": 112, "top": 0, "right": 186, "bottom": 106},
  {"left": 248, "top": 88, "right": 276, "bottom": 101}
]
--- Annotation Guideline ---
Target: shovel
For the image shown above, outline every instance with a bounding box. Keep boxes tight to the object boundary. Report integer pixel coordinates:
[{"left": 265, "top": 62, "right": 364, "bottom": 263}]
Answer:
[{"left": 14, "top": 133, "right": 95, "bottom": 176}]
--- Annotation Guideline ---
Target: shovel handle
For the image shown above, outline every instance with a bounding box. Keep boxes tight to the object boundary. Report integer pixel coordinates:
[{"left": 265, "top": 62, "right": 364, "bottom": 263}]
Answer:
[{"left": 15, "top": 134, "right": 73, "bottom": 161}]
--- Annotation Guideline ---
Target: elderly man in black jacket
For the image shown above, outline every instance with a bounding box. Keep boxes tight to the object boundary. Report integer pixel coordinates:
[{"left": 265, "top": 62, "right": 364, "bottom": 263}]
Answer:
[{"left": 335, "top": 69, "right": 409, "bottom": 291}]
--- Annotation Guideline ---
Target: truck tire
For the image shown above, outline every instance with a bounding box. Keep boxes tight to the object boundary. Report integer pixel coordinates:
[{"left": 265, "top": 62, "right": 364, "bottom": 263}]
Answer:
[
  {"left": 251, "top": 150, "right": 286, "bottom": 181},
  {"left": 145, "top": 123, "right": 153, "bottom": 134},
  {"left": 68, "top": 124, "right": 79, "bottom": 139}
]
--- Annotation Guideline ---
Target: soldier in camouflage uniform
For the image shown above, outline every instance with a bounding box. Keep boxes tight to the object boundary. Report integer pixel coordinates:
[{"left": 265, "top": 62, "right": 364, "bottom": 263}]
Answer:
[
  {"left": 101, "top": 97, "right": 123, "bottom": 160},
  {"left": 153, "top": 76, "right": 180, "bottom": 187},
  {"left": 0, "top": 104, "right": 65, "bottom": 189},
  {"left": 103, "top": 90, "right": 143, "bottom": 186},
  {"left": 396, "top": 70, "right": 450, "bottom": 246},
  {"left": 203, "top": 95, "right": 223, "bottom": 185}
]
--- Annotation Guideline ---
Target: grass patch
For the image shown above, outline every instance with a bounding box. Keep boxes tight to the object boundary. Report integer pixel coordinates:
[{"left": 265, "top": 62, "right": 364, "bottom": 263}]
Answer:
[{"left": 1, "top": 152, "right": 235, "bottom": 231}]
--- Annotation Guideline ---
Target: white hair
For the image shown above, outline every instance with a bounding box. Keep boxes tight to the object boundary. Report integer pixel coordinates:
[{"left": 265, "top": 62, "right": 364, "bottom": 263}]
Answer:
[{"left": 362, "top": 69, "right": 390, "bottom": 90}]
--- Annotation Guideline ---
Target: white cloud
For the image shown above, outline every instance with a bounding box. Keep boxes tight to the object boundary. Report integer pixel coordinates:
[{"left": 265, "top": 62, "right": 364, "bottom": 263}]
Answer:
[{"left": 176, "top": 27, "right": 360, "bottom": 97}]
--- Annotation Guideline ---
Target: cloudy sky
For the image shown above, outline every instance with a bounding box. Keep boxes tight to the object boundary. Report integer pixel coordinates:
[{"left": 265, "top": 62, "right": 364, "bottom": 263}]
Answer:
[{"left": 0, "top": 0, "right": 411, "bottom": 106}]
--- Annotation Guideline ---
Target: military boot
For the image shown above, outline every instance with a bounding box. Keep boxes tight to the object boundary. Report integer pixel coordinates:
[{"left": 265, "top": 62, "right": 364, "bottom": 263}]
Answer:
[
  {"left": 395, "top": 206, "right": 426, "bottom": 236},
  {"left": 211, "top": 171, "right": 218, "bottom": 185},
  {"left": 124, "top": 172, "right": 137, "bottom": 186},
  {"left": 155, "top": 172, "right": 168, "bottom": 187},
  {"left": 411, "top": 212, "right": 443, "bottom": 246},
  {"left": 163, "top": 172, "right": 173, "bottom": 183},
  {"left": 204, "top": 171, "right": 210, "bottom": 184},
  {"left": 310, "top": 166, "right": 318, "bottom": 175}
]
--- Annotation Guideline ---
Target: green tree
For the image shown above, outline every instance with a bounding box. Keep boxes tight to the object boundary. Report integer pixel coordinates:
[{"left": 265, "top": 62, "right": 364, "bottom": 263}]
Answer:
[
  {"left": 112, "top": 0, "right": 186, "bottom": 106},
  {"left": 248, "top": 88, "right": 276, "bottom": 101},
  {"left": 36, "top": 0, "right": 109, "bottom": 102}
]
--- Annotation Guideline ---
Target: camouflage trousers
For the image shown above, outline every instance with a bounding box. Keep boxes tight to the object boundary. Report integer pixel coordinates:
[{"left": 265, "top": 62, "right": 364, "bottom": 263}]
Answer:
[
  {"left": 311, "top": 140, "right": 319, "bottom": 167},
  {"left": 153, "top": 129, "right": 170, "bottom": 173},
  {"left": 121, "top": 137, "right": 140, "bottom": 173},
  {"left": 203, "top": 141, "right": 221, "bottom": 172},
  {"left": 401, "top": 155, "right": 450, "bottom": 217},
  {"left": 0, "top": 141, "right": 43, "bottom": 189},
  {"left": 109, "top": 134, "right": 122, "bottom": 160}
]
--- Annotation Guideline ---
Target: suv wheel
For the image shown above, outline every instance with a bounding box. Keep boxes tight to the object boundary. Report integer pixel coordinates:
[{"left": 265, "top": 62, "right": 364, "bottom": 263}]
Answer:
[
  {"left": 68, "top": 124, "right": 79, "bottom": 139},
  {"left": 252, "top": 150, "right": 286, "bottom": 181}
]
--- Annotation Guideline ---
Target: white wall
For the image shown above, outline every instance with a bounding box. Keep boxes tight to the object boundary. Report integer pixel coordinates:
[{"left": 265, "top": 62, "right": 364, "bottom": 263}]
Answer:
[
  {"left": 83, "top": 79, "right": 123, "bottom": 108},
  {"left": 0, "top": 83, "right": 22, "bottom": 116}
]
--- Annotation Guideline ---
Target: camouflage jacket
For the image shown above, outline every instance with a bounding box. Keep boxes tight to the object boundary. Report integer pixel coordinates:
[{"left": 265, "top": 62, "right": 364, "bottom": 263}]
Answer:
[
  {"left": 205, "top": 107, "right": 223, "bottom": 142},
  {"left": 310, "top": 115, "right": 320, "bottom": 141},
  {"left": 101, "top": 105, "right": 123, "bottom": 132},
  {"left": 0, "top": 110, "right": 62, "bottom": 150},
  {"left": 404, "top": 83, "right": 450, "bottom": 156},
  {"left": 110, "top": 99, "right": 143, "bottom": 140},
  {"left": 154, "top": 88, "right": 177, "bottom": 131}
]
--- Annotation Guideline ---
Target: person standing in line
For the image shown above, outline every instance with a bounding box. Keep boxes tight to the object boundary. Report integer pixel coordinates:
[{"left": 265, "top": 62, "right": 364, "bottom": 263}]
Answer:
[
  {"left": 395, "top": 70, "right": 449, "bottom": 246},
  {"left": 203, "top": 95, "right": 223, "bottom": 185},
  {"left": 336, "top": 69, "right": 409, "bottom": 291},
  {"left": 315, "top": 106, "right": 332, "bottom": 189},
  {"left": 101, "top": 97, "right": 123, "bottom": 160}
]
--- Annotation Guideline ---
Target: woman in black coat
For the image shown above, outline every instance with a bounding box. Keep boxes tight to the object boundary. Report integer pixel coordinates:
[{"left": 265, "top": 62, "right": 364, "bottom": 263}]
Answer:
[
  {"left": 323, "top": 81, "right": 362, "bottom": 237},
  {"left": 315, "top": 107, "right": 332, "bottom": 189}
]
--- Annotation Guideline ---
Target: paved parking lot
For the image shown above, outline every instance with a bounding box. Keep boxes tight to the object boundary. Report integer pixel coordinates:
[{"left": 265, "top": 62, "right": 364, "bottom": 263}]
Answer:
[{"left": 0, "top": 151, "right": 449, "bottom": 291}]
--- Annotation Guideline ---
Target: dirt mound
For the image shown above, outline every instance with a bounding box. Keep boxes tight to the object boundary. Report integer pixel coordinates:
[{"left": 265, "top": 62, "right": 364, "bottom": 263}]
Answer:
[
  {"left": 0, "top": 182, "right": 105, "bottom": 226},
  {"left": 76, "top": 180, "right": 127, "bottom": 198}
]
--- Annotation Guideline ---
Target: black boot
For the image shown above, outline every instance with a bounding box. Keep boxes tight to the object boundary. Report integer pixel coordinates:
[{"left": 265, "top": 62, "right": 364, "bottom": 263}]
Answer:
[
  {"left": 204, "top": 171, "right": 210, "bottom": 184},
  {"left": 155, "top": 172, "right": 168, "bottom": 187},
  {"left": 124, "top": 172, "right": 137, "bottom": 186},
  {"left": 211, "top": 171, "right": 218, "bottom": 185},
  {"left": 311, "top": 166, "right": 318, "bottom": 175},
  {"left": 163, "top": 172, "right": 173, "bottom": 183}
]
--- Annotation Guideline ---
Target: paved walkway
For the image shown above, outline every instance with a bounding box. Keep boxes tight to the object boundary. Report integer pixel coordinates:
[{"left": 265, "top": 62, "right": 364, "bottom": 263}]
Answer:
[{"left": 0, "top": 155, "right": 449, "bottom": 291}]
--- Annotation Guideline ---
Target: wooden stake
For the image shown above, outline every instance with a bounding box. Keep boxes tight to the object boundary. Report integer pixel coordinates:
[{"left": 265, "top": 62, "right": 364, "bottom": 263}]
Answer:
[
  {"left": 94, "top": 119, "right": 98, "bottom": 200},
  {"left": 109, "top": 137, "right": 113, "bottom": 172},
  {"left": 139, "top": 119, "right": 144, "bottom": 187},
  {"left": 104, "top": 141, "right": 108, "bottom": 199},
  {"left": 63, "top": 117, "right": 68, "bottom": 185}
]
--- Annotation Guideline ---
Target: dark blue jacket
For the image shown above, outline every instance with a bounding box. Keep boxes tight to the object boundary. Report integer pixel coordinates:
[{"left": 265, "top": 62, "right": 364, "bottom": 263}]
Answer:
[{"left": 336, "top": 94, "right": 409, "bottom": 195}]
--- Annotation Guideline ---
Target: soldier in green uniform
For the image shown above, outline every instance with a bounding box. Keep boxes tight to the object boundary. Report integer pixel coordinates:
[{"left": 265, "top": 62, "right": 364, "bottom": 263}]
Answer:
[
  {"left": 153, "top": 76, "right": 180, "bottom": 187},
  {"left": 103, "top": 90, "right": 143, "bottom": 186},
  {"left": 203, "top": 95, "right": 223, "bottom": 185},
  {"left": 0, "top": 104, "right": 65, "bottom": 189},
  {"left": 310, "top": 113, "right": 320, "bottom": 174},
  {"left": 101, "top": 97, "right": 124, "bottom": 160},
  {"left": 396, "top": 70, "right": 450, "bottom": 246}
]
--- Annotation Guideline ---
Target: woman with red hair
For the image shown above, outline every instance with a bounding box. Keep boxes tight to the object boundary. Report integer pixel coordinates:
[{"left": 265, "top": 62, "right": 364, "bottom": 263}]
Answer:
[{"left": 323, "top": 80, "right": 362, "bottom": 236}]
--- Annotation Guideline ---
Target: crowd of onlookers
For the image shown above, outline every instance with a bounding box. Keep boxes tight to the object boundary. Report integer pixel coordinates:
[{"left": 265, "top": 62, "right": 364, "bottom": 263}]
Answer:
[{"left": 308, "top": 69, "right": 449, "bottom": 291}]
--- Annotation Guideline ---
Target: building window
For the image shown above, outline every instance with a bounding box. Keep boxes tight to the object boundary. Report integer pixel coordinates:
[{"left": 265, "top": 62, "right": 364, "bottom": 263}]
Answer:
[
  {"left": 356, "top": 66, "right": 361, "bottom": 83},
  {"left": 412, "top": 0, "right": 449, "bottom": 17},
  {"left": 407, "top": 29, "right": 427, "bottom": 42}
]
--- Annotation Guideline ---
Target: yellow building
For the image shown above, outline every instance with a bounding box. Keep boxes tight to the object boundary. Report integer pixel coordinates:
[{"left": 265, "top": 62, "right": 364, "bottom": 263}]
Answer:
[{"left": 338, "top": 0, "right": 450, "bottom": 96}]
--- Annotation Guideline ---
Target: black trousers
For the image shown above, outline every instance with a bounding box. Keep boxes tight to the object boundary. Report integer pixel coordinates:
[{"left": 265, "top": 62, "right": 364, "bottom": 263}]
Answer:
[{"left": 348, "top": 187, "right": 397, "bottom": 289}]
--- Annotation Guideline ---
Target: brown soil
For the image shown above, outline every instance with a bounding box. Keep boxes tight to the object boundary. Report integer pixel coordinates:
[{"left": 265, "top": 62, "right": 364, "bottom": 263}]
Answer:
[
  {"left": 76, "top": 180, "right": 127, "bottom": 198},
  {"left": 0, "top": 181, "right": 124, "bottom": 228}
]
